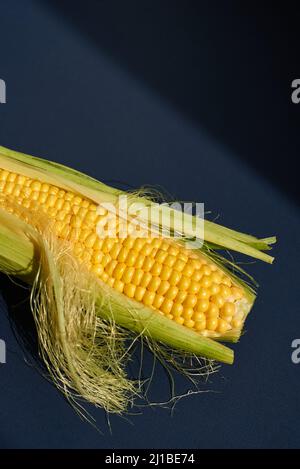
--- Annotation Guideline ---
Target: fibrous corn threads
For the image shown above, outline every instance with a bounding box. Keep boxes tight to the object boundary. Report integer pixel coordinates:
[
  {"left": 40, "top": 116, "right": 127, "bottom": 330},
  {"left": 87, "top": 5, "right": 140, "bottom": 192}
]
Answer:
[{"left": 0, "top": 168, "right": 248, "bottom": 339}]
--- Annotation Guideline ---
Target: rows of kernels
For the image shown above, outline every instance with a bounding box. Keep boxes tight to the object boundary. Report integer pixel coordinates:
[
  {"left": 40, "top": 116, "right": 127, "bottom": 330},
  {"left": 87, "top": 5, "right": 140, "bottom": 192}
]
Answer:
[
  {"left": 84, "top": 213, "right": 246, "bottom": 335},
  {"left": 0, "top": 169, "right": 246, "bottom": 336}
]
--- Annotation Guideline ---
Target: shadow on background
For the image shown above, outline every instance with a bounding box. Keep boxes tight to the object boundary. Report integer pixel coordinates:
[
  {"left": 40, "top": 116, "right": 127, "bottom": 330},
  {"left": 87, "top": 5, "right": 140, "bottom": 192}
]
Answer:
[{"left": 42, "top": 0, "right": 300, "bottom": 205}]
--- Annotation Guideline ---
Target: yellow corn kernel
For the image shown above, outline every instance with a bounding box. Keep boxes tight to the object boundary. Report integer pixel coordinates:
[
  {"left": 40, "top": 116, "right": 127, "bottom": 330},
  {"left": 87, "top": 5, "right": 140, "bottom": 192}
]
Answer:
[
  {"left": 140, "top": 272, "right": 152, "bottom": 288},
  {"left": 191, "top": 271, "right": 202, "bottom": 283},
  {"left": 168, "top": 245, "right": 179, "bottom": 256},
  {"left": 155, "top": 249, "right": 168, "bottom": 263},
  {"left": 198, "top": 287, "right": 210, "bottom": 299},
  {"left": 134, "top": 286, "right": 146, "bottom": 301},
  {"left": 217, "top": 319, "right": 230, "bottom": 333},
  {"left": 222, "top": 277, "right": 232, "bottom": 287},
  {"left": 132, "top": 269, "right": 144, "bottom": 286},
  {"left": 0, "top": 170, "right": 9, "bottom": 180},
  {"left": 141, "top": 244, "right": 152, "bottom": 256},
  {"left": 231, "top": 286, "right": 243, "bottom": 299},
  {"left": 101, "top": 254, "right": 111, "bottom": 267},
  {"left": 207, "top": 303, "right": 219, "bottom": 318},
  {"left": 164, "top": 254, "right": 176, "bottom": 268},
  {"left": 193, "top": 311, "right": 206, "bottom": 322},
  {"left": 94, "top": 237, "right": 104, "bottom": 250},
  {"left": 113, "top": 263, "right": 126, "bottom": 280},
  {"left": 178, "top": 252, "right": 188, "bottom": 263},
  {"left": 123, "top": 238, "right": 135, "bottom": 250},
  {"left": 195, "top": 319, "right": 206, "bottom": 331},
  {"left": 153, "top": 294, "right": 164, "bottom": 309},
  {"left": 211, "top": 272, "right": 223, "bottom": 284},
  {"left": 169, "top": 270, "right": 181, "bottom": 286},
  {"left": 196, "top": 299, "right": 209, "bottom": 312},
  {"left": 173, "top": 259, "right": 185, "bottom": 272},
  {"left": 85, "top": 233, "right": 97, "bottom": 248},
  {"left": 102, "top": 238, "right": 115, "bottom": 253},
  {"left": 183, "top": 295, "right": 197, "bottom": 309},
  {"left": 160, "top": 241, "right": 169, "bottom": 252},
  {"left": 201, "top": 265, "right": 211, "bottom": 275},
  {"left": 188, "top": 281, "right": 200, "bottom": 295},
  {"left": 143, "top": 257, "right": 155, "bottom": 272},
  {"left": 171, "top": 303, "right": 183, "bottom": 317},
  {"left": 183, "top": 307, "right": 193, "bottom": 319},
  {"left": 220, "top": 302, "right": 235, "bottom": 318},
  {"left": 175, "top": 317, "right": 184, "bottom": 325},
  {"left": 148, "top": 277, "right": 161, "bottom": 292},
  {"left": 232, "top": 318, "right": 243, "bottom": 329},
  {"left": 117, "top": 247, "right": 129, "bottom": 262},
  {"left": 184, "top": 318, "right": 195, "bottom": 328},
  {"left": 143, "top": 290, "right": 155, "bottom": 306},
  {"left": 211, "top": 294, "right": 225, "bottom": 309},
  {"left": 114, "top": 279, "right": 125, "bottom": 293},
  {"left": 122, "top": 266, "right": 135, "bottom": 284},
  {"left": 207, "top": 318, "right": 218, "bottom": 331},
  {"left": 161, "top": 298, "right": 173, "bottom": 315},
  {"left": 4, "top": 182, "right": 14, "bottom": 195},
  {"left": 150, "top": 262, "right": 162, "bottom": 276},
  {"left": 135, "top": 254, "right": 145, "bottom": 269},
  {"left": 209, "top": 283, "right": 220, "bottom": 295},
  {"left": 219, "top": 284, "right": 231, "bottom": 298},
  {"left": 182, "top": 264, "right": 194, "bottom": 277},
  {"left": 133, "top": 238, "right": 146, "bottom": 251},
  {"left": 200, "top": 276, "right": 211, "bottom": 288},
  {"left": 157, "top": 280, "right": 170, "bottom": 296},
  {"left": 101, "top": 272, "right": 109, "bottom": 283},
  {"left": 160, "top": 265, "right": 172, "bottom": 281},
  {"left": 110, "top": 243, "right": 122, "bottom": 260},
  {"left": 91, "top": 264, "right": 104, "bottom": 277},
  {"left": 178, "top": 276, "right": 190, "bottom": 291},
  {"left": 12, "top": 185, "right": 21, "bottom": 197},
  {"left": 165, "top": 285, "right": 178, "bottom": 300},
  {"left": 105, "top": 260, "right": 118, "bottom": 276},
  {"left": 92, "top": 251, "right": 104, "bottom": 264},
  {"left": 85, "top": 210, "right": 98, "bottom": 224},
  {"left": 175, "top": 290, "right": 187, "bottom": 304},
  {"left": 124, "top": 283, "right": 136, "bottom": 298},
  {"left": 126, "top": 249, "right": 138, "bottom": 267},
  {"left": 53, "top": 220, "right": 64, "bottom": 235}
]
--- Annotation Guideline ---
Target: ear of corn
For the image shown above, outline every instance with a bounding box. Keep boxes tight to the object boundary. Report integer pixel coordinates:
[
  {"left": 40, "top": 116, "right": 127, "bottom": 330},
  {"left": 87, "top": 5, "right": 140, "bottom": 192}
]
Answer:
[
  {"left": 0, "top": 206, "right": 234, "bottom": 364},
  {"left": 0, "top": 145, "right": 276, "bottom": 414}
]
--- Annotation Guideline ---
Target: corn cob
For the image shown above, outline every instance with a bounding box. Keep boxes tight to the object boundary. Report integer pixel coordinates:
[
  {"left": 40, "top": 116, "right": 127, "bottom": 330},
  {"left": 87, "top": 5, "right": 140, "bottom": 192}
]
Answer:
[
  {"left": 0, "top": 166, "right": 250, "bottom": 338},
  {"left": 0, "top": 145, "right": 276, "bottom": 413}
]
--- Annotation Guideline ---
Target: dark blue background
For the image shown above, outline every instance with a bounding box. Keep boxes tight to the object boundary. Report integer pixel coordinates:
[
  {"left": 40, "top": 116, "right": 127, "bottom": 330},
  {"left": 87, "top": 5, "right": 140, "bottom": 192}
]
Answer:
[{"left": 0, "top": 0, "right": 299, "bottom": 448}]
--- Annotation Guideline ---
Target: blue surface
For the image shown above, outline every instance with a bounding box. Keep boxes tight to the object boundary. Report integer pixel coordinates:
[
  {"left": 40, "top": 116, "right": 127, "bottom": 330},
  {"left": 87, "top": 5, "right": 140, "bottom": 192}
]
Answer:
[{"left": 0, "top": 0, "right": 299, "bottom": 448}]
